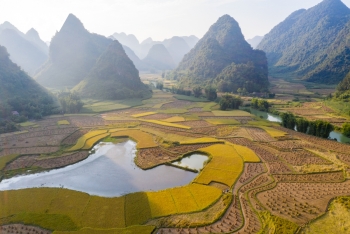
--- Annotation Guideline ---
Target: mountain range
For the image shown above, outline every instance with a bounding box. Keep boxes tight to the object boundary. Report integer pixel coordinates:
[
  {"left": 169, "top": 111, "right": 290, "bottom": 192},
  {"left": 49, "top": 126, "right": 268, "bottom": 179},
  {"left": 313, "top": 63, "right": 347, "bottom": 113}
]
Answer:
[
  {"left": 247, "top": 36, "right": 263, "bottom": 49},
  {"left": 258, "top": 0, "right": 350, "bottom": 84},
  {"left": 172, "top": 15, "right": 269, "bottom": 93},
  {"left": 73, "top": 40, "right": 150, "bottom": 100},
  {"left": 0, "top": 21, "right": 48, "bottom": 75},
  {"left": 35, "top": 14, "right": 112, "bottom": 88},
  {"left": 111, "top": 33, "right": 199, "bottom": 70}
]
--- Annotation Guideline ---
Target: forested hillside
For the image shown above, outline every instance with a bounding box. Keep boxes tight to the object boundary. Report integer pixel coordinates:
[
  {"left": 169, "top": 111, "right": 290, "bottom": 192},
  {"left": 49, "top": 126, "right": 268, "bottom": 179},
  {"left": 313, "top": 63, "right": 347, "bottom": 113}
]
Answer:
[{"left": 258, "top": 0, "right": 350, "bottom": 84}]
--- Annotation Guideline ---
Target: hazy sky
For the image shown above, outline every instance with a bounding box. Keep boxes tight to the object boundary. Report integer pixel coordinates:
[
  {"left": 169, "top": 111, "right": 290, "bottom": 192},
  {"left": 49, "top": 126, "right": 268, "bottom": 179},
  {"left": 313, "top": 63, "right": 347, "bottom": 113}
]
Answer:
[{"left": 2, "top": 0, "right": 350, "bottom": 43}]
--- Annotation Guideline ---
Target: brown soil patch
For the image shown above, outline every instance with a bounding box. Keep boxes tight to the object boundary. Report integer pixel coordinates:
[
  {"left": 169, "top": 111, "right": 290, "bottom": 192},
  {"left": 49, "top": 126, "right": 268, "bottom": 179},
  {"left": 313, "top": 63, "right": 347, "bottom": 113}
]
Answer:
[
  {"left": 0, "top": 224, "right": 51, "bottom": 234},
  {"left": 257, "top": 181, "right": 350, "bottom": 225},
  {"left": 278, "top": 150, "right": 332, "bottom": 166},
  {"left": 137, "top": 147, "right": 177, "bottom": 169},
  {"left": 277, "top": 127, "right": 350, "bottom": 154},
  {"left": 0, "top": 146, "right": 60, "bottom": 157},
  {"left": 4, "top": 151, "right": 89, "bottom": 171},
  {"left": 245, "top": 127, "right": 275, "bottom": 142},
  {"left": 161, "top": 101, "right": 193, "bottom": 109},
  {"left": 233, "top": 163, "right": 266, "bottom": 194},
  {"left": 61, "top": 129, "right": 90, "bottom": 145},
  {"left": 273, "top": 171, "right": 344, "bottom": 183},
  {"left": 181, "top": 121, "right": 213, "bottom": 128}
]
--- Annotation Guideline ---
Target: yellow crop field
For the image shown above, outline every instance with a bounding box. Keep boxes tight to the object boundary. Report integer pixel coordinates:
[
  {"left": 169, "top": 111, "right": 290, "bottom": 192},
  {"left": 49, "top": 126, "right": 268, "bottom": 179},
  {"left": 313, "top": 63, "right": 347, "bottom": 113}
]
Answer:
[
  {"left": 0, "top": 154, "right": 20, "bottom": 170},
  {"left": 187, "top": 184, "right": 221, "bottom": 210},
  {"left": 140, "top": 119, "right": 191, "bottom": 129},
  {"left": 111, "top": 130, "right": 157, "bottom": 148},
  {"left": 67, "top": 130, "right": 108, "bottom": 151},
  {"left": 195, "top": 168, "right": 241, "bottom": 187},
  {"left": 233, "top": 144, "right": 260, "bottom": 162},
  {"left": 82, "top": 133, "right": 110, "bottom": 149},
  {"left": 180, "top": 137, "right": 224, "bottom": 145},
  {"left": 169, "top": 187, "right": 199, "bottom": 213},
  {"left": 125, "top": 192, "right": 152, "bottom": 226},
  {"left": 81, "top": 196, "right": 125, "bottom": 228},
  {"left": 259, "top": 126, "right": 287, "bottom": 137},
  {"left": 58, "top": 120, "right": 70, "bottom": 125},
  {"left": 53, "top": 226, "right": 156, "bottom": 234},
  {"left": 205, "top": 119, "right": 240, "bottom": 125},
  {"left": 147, "top": 190, "right": 177, "bottom": 217},
  {"left": 108, "top": 128, "right": 134, "bottom": 133},
  {"left": 48, "top": 189, "right": 90, "bottom": 225},
  {"left": 132, "top": 112, "right": 157, "bottom": 118},
  {"left": 212, "top": 110, "right": 252, "bottom": 117},
  {"left": 163, "top": 116, "right": 185, "bottom": 123},
  {"left": 195, "top": 144, "right": 244, "bottom": 187}
]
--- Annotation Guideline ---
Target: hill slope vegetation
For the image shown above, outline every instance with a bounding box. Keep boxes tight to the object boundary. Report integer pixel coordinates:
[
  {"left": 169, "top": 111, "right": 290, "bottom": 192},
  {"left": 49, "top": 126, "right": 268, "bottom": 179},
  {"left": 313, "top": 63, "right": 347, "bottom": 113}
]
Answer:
[
  {"left": 258, "top": 0, "right": 350, "bottom": 84},
  {"left": 35, "top": 14, "right": 112, "bottom": 88},
  {"left": 73, "top": 41, "right": 150, "bottom": 100},
  {"left": 0, "top": 45, "right": 57, "bottom": 128},
  {"left": 171, "top": 14, "right": 269, "bottom": 92}
]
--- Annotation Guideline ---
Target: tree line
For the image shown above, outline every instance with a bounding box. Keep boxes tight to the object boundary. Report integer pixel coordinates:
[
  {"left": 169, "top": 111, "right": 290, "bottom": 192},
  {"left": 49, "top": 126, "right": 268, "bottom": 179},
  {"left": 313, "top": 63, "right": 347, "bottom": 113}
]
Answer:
[{"left": 280, "top": 112, "right": 334, "bottom": 138}]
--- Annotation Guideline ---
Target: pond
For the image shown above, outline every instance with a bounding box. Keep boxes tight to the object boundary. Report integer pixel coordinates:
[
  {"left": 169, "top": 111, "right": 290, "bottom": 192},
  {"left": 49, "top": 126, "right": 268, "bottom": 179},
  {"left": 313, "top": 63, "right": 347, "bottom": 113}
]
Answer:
[
  {"left": 172, "top": 154, "right": 209, "bottom": 171},
  {"left": 0, "top": 140, "right": 201, "bottom": 197},
  {"left": 247, "top": 108, "right": 350, "bottom": 144}
]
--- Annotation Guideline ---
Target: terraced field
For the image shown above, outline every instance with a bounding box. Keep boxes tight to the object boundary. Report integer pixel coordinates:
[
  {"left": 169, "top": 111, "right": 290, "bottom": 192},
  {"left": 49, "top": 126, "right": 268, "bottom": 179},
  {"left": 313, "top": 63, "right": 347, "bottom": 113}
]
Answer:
[{"left": 1, "top": 90, "right": 350, "bottom": 234}]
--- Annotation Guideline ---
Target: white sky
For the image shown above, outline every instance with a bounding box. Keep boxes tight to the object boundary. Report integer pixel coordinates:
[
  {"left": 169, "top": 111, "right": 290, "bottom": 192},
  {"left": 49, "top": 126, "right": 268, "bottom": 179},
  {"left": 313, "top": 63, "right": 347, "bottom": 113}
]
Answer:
[{"left": 1, "top": 0, "right": 350, "bottom": 43}]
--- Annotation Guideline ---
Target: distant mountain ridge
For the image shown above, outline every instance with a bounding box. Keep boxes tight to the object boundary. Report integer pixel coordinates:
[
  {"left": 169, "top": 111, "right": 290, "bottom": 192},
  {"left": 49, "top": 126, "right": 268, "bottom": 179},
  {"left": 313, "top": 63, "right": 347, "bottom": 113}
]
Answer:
[
  {"left": 110, "top": 33, "right": 199, "bottom": 68},
  {"left": 0, "top": 22, "right": 48, "bottom": 75},
  {"left": 73, "top": 41, "right": 150, "bottom": 99},
  {"left": 258, "top": 0, "right": 350, "bottom": 84},
  {"left": 171, "top": 14, "right": 269, "bottom": 93},
  {"left": 142, "top": 44, "right": 176, "bottom": 70},
  {"left": 247, "top": 36, "right": 263, "bottom": 49},
  {"left": 35, "top": 14, "right": 112, "bottom": 88}
]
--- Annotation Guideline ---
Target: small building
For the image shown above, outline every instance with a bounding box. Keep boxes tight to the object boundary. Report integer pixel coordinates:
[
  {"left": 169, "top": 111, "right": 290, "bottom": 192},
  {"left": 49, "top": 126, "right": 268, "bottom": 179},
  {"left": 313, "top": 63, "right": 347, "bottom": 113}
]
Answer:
[{"left": 12, "top": 111, "right": 19, "bottom": 116}]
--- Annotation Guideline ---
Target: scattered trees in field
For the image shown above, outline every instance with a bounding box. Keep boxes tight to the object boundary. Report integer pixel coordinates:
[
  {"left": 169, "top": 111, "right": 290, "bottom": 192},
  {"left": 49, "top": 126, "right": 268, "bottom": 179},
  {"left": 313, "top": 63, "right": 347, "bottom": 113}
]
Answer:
[
  {"left": 57, "top": 91, "right": 84, "bottom": 114},
  {"left": 205, "top": 86, "right": 217, "bottom": 101},
  {"left": 192, "top": 86, "right": 202, "bottom": 98},
  {"left": 251, "top": 98, "right": 269, "bottom": 111},
  {"left": 219, "top": 94, "right": 243, "bottom": 110}
]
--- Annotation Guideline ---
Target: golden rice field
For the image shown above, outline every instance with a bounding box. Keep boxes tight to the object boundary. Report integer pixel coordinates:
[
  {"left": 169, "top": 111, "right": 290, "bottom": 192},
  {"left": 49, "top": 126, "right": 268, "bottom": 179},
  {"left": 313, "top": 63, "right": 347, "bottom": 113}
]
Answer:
[
  {"left": 180, "top": 137, "right": 224, "bottom": 145},
  {"left": 0, "top": 154, "right": 20, "bottom": 170},
  {"left": 131, "top": 112, "right": 157, "bottom": 118},
  {"left": 205, "top": 119, "right": 240, "bottom": 125},
  {"left": 110, "top": 129, "right": 158, "bottom": 148},
  {"left": 0, "top": 184, "right": 220, "bottom": 232},
  {"left": 212, "top": 110, "right": 252, "bottom": 117},
  {"left": 163, "top": 116, "right": 186, "bottom": 123},
  {"left": 232, "top": 144, "right": 260, "bottom": 162},
  {"left": 81, "top": 133, "right": 110, "bottom": 149},
  {"left": 140, "top": 119, "right": 191, "bottom": 129},
  {"left": 67, "top": 130, "right": 108, "bottom": 151},
  {"left": 57, "top": 120, "right": 70, "bottom": 125},
  {"left": 195, "top": 144, "right": 244, "bottom": 187}
]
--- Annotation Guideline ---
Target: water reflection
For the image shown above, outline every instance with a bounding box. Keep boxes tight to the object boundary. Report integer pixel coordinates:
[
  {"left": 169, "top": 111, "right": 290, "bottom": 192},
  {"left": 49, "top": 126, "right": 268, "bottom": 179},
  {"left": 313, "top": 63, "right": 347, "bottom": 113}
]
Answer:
[
  {"left": 0, "top": 141, "right": 198, "bottom": 197},
  {"left": 172, "top": 154, "right": 209, "bottom": 171}
]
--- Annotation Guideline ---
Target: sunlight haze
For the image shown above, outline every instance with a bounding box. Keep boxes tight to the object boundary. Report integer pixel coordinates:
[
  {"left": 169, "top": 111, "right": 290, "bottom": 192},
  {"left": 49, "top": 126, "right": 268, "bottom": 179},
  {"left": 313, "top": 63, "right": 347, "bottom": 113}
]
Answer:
[{"left": 2, "top": 0, "right": 350, "bottom": 42}]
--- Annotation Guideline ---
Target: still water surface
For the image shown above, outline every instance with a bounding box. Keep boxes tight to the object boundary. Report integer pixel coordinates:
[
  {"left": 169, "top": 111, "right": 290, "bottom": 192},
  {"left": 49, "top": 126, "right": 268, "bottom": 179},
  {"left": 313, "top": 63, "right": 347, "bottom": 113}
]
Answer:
[
  {"left": 172, "top": 154, "right": 209, "bottom": 171},
  {"left": 0, "top": 140, "right": 199, "bottom": 197}
]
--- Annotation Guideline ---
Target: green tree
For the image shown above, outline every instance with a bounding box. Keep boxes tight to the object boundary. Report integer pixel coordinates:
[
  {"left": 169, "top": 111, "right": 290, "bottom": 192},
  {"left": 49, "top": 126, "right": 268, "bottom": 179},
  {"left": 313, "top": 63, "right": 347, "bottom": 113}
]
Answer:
[
  {"left": 205, "top": 86, "right": 217, "bottom": 101},
  {"left": 192, "top": 86, "right": 202, "bottom": 98},
  {"left": 219, "top": 94, "right": 243, "bottom": 110},
  {"left": 342, "top": 123, "right": 350, "bottom": 137}
]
